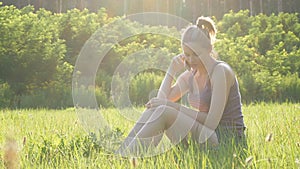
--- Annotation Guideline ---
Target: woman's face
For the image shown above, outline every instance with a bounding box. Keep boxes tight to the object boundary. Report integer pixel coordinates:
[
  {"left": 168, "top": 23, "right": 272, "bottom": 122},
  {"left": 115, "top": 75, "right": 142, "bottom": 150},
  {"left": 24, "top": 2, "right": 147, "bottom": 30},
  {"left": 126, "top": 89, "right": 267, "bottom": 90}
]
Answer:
[{"left": 182, "top": 45, "right": 204, "bottom": 70}]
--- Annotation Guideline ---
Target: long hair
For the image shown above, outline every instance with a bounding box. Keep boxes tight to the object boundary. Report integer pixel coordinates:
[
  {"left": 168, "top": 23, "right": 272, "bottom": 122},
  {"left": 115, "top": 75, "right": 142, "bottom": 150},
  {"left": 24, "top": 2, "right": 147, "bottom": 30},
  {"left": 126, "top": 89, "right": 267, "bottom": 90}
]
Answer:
[
  {"left": 196, "top": 16, "right": 217, "bottom": 45},
  {"left": 181, "top": 16, "right": 218, "bottom": 58}
]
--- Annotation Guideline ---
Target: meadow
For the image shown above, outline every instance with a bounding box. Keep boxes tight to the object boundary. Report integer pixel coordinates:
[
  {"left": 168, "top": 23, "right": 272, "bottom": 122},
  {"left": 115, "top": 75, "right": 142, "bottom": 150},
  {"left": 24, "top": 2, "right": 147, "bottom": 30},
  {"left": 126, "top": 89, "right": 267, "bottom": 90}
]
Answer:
[{"left": 0, "top": 103, "right": 299, "bottom": 168}]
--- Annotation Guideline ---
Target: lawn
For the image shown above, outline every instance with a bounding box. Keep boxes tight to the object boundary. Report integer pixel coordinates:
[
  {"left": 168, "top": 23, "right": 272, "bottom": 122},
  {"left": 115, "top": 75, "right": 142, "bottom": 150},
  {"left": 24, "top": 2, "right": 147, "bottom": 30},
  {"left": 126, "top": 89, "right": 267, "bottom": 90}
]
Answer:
[{"left": 0, "top": 103, "right": 299, "bottom": 168}]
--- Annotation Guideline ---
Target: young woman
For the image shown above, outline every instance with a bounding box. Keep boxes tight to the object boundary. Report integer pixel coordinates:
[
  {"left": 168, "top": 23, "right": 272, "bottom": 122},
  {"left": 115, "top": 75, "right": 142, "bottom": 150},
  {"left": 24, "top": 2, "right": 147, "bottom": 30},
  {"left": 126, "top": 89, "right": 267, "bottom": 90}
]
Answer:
[{"left": 117, "top": 16, "right": 246, "bottom": 156}]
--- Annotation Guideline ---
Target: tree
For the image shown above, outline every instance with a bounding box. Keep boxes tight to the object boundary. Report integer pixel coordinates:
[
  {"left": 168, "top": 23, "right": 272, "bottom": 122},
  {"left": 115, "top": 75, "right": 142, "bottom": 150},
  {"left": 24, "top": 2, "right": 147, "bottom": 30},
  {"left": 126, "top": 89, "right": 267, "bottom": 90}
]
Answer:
[{"left": 0, "top": 6, "right": 65, "bottom": 107}]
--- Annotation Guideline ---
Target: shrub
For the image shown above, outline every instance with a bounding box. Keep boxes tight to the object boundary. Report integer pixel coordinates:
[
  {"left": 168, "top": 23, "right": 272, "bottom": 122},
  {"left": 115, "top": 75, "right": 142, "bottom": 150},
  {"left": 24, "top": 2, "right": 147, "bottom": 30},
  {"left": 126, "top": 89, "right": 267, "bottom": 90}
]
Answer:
[
  {"left": 0, "top": 82, "right": 13, "bottom": 107},
  {"left": 129, "top": 72, "right": 164, "bottom": 105}
]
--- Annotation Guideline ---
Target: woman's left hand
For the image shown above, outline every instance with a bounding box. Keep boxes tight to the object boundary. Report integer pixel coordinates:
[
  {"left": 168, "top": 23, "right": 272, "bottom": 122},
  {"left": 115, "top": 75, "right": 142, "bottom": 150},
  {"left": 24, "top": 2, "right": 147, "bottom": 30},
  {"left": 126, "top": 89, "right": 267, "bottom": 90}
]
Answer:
[{"left": 145, "top": 97, "right": 169, "bottom": 109}]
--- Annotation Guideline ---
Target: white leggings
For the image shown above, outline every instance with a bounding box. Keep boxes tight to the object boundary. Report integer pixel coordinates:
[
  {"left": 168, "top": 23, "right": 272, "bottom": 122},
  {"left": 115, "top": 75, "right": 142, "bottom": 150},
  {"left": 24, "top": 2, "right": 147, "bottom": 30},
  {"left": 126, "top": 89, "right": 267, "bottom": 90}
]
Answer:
[{"left": 117, "top": 105, "right": 218, "bottom": 156}]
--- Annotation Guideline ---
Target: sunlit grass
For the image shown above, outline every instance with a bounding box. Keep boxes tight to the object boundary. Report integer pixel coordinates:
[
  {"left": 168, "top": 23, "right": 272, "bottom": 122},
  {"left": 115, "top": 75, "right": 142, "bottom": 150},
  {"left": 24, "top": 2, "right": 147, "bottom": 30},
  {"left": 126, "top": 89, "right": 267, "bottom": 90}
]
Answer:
[{"left": 0, "top": 103, "right": 299, "bottom": 168}]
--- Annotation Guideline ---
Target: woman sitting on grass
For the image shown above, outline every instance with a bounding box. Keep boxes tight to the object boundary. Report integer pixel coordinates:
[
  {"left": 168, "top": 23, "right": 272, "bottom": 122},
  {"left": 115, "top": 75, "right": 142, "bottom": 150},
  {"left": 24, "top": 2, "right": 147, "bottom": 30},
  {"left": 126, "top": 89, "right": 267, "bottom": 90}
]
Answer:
[{"left": 117, "top": 16, "right": 246, "bottom": 156}]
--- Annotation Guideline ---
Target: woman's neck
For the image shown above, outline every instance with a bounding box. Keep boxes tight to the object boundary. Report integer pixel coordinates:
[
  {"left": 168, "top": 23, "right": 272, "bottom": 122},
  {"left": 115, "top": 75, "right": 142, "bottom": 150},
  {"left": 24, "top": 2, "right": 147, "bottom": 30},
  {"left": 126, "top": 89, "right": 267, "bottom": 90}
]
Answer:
[
  {"left": 195, "top": 54, "right": 217, "bottom": 76},
  {"left": 195, "top": 65, "right": 207, "bottom": 75}
]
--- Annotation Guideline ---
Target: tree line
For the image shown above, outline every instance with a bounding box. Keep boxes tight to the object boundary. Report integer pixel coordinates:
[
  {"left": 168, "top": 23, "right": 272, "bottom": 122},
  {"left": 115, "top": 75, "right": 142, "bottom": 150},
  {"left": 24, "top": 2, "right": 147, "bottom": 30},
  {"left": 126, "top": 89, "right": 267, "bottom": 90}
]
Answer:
[
  {"left": 0, "top": 4, "right": 299, "bottom": 108},
  {"left": 1, "top": 0, "right": 300, "bottom": 21}
]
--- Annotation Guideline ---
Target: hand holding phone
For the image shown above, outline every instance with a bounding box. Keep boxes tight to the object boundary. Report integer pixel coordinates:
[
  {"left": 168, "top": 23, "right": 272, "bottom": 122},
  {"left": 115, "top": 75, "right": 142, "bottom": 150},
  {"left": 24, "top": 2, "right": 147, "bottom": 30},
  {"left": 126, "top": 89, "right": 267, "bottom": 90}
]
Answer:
[
  {"left": 184, "top": 60, "right": 191, "bottom": 71},
  {"left": 168, "top": 54, "right": 185, "bottom": 75}
]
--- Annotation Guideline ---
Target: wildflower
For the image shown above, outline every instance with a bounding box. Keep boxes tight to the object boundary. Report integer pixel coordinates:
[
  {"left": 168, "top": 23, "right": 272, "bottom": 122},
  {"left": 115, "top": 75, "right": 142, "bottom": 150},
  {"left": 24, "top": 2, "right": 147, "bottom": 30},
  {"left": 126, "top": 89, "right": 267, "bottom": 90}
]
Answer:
[
  {"left": 4, "top": 137, "right": 19, "bottom": 169},
  {"left": 295, "top": 158, "right": 300, "bottom": 165},
  {"left": 131, "top": 157, "right": 138, "bottom": 167},
  {"left": 23, "top": 137, "right": 26, "bottom": 146},
  {"left": 245, "top": 156, "right": 253, "bottom": 165},
  {"left": 265, "top": 133, "right": 273, "bottom": 142},
  {"left": 267, "top": 158, "right": 272, "bottom": 164}
]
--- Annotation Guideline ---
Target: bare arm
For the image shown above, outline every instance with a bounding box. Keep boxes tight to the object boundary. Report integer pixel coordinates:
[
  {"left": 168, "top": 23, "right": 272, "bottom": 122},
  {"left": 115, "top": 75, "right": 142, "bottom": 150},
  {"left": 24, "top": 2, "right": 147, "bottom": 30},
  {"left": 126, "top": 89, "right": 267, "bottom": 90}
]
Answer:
[
  {"left": 145, "top": 63, "right": 234, "bottom": 145},
  {"left": 152, "top": 63, "right": 234, "bottom": 129},
  {"left": 204, "top": 63, "right": 235, "bottom": 130},
  {"left": 157, "top": 54, "right": 189, "bottom": 101},
  {"left": 166, "top": 71, "right": 190, "bottom": 102}
]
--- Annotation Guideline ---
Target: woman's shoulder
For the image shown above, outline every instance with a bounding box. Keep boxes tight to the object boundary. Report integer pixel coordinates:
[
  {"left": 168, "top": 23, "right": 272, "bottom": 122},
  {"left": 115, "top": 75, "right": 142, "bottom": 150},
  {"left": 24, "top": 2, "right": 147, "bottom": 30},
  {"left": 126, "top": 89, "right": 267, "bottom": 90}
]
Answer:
[
  {"left": 212, "top": 61, "right": 235, "bottom": 85},
  {"left": 215, "top": 61, "right": 235, "bottom": 75}
]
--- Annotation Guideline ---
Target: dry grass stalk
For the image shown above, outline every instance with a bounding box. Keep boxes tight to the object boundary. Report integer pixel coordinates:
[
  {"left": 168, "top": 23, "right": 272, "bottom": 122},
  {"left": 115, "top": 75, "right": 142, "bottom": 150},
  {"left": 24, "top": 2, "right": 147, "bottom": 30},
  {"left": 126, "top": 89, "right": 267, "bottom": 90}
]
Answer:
[{"left": 4, "top": 137, "right": 19, "bottom": 169}]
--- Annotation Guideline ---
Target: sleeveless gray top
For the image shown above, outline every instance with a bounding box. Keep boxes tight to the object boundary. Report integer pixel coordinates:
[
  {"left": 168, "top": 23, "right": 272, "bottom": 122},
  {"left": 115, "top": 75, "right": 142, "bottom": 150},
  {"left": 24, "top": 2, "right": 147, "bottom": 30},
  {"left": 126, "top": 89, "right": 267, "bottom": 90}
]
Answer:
[{"left": 187, "top": 62, "right": 245, "bottom": 135}]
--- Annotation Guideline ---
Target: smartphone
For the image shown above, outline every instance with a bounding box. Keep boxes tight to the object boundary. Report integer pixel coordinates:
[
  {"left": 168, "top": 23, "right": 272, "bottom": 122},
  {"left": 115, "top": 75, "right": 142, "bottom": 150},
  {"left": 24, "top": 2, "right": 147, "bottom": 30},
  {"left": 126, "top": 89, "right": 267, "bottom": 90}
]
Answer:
[{"left": 184, "top": 60, "right": 191, "bottom": 71}]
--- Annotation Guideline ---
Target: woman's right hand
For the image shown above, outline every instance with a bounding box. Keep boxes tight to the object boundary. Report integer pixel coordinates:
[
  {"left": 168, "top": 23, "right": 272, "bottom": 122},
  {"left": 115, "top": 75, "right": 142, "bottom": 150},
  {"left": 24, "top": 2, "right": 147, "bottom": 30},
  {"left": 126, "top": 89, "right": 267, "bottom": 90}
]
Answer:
[{"left": 168, "top": 54, "right": 185, "bottom": 75}]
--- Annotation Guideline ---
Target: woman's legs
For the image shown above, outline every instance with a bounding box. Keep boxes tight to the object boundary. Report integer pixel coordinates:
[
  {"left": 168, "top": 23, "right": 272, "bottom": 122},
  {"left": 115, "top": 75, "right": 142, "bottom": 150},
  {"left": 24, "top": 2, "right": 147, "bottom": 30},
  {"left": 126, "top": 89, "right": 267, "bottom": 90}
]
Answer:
[
  {"left": 160, "top": 105, "right": 218, "bottom": 145},
  {"left": 117, "top": 108, "right": 160, "bottom": 149},
  {"left": 117, "top": 105, "right": 218, "bottom": 156},
  {"left": 116, "top": 107, "right": 166, "bottom": 156}
]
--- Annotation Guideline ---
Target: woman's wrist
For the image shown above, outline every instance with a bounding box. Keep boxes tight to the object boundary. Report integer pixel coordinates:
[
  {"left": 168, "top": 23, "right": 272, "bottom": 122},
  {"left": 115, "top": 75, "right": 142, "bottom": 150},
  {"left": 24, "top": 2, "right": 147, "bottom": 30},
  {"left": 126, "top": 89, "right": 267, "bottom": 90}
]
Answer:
[{"left": 167, "top": 68, "right": 177, "bottom": 78}]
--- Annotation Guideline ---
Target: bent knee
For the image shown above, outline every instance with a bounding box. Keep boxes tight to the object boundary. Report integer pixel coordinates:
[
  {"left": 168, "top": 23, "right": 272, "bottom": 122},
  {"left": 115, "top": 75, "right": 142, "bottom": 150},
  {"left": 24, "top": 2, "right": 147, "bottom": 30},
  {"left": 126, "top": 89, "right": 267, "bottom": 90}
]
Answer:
[
  {"left": 150, "top": 105, "right": 168, "bottom": 118},
  {"left": 155, "top": 105, "right": 169, "bottom": 111},
  {"left": 155, "top": 105, "right": 176, "bottom": 113},
  {"left": 155, "top": 105, "right": 178, "bottom": 119}
]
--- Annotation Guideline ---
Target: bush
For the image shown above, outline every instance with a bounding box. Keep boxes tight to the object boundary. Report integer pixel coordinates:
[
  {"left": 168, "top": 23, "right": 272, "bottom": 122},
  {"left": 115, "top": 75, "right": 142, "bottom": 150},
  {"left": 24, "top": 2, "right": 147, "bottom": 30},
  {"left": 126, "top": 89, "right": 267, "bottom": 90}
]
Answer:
[
  {"left": 279, "top": 73, "right": 300, "bottom": 102},
  {"left": 0, "top": 7, "right": 300, "bottom": 108},
  {"left": 0, "top": 82, "right": 13, "bottom": 107},
  {"left": 130, "top": 72, "right": 164, "bottom": 105},
  {"left": 216, "top": 10, "right": 300, "bottom": 103},
  {"left": 20, "top": 82, "right": 73, "bottom": 109}
]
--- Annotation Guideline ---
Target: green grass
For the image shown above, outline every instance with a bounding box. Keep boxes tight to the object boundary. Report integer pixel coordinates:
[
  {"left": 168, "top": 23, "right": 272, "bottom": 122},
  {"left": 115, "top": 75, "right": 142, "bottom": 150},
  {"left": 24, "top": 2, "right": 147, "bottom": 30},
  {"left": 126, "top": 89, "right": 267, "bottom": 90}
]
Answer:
[{"left": 0, "top": 103, "right": 299, "bottom": 168}]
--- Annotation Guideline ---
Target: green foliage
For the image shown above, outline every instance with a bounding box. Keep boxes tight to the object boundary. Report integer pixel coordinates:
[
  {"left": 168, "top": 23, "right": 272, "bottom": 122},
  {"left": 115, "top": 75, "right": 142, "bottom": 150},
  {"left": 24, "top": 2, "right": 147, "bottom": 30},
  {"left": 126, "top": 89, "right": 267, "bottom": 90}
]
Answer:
[
  {"left": 0, "top": 5, "right": 65, "bottom": 107},
  {"left": 215, "top": 10, "right": 300, "bottom": 102},
  {"left": 0, "top": 6, "right": 299, "bottom": 108},
  {"left": 279, "top": 73, "right": 300, "bottom": 101},
  {"left": 130, "top": 72, "right": 165, "bottom": 105},
  {"left": 58, "top": 8, "right": 108, "bottom": 65},
  {"left": 20, "top": 81, "right": 73, "bottom": 109},
  {"left": 0, "top": 81, "right": 12, "bottom": 107},
  {"left": 218, "top": 10, "right": 252, "bottom": 38}
]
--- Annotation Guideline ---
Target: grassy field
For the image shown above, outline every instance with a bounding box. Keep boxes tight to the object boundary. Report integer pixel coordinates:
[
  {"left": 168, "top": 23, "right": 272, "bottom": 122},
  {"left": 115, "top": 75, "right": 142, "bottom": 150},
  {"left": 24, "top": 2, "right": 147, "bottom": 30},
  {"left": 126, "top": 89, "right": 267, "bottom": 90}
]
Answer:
[{"left": 0, "top": 103, "right": 299, "bottom": 168}]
